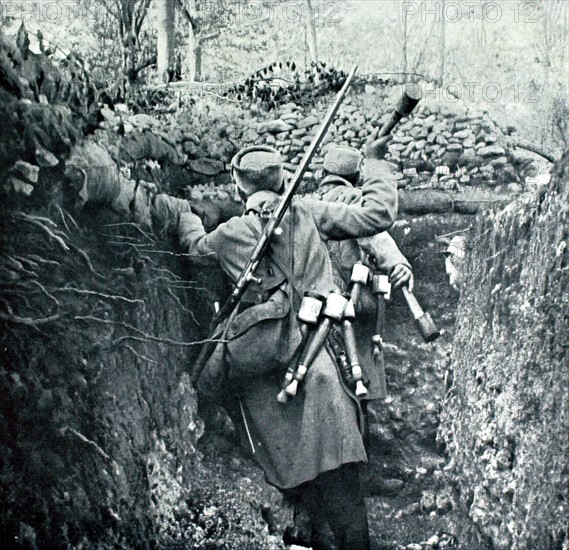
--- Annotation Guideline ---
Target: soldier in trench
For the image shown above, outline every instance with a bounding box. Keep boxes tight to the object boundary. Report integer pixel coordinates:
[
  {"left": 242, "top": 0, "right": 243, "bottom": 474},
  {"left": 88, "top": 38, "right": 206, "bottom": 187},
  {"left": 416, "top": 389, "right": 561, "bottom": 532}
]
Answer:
[
  {"left": 279, "top": 144, "right": 416, "bottom": 546},
  {"left": 177, "top": 136, "right": 396, "bottom": 550},
  {"left": 316, "top": 144, "right": 413, "bottom": 295},
  {"left": 315, "top": 143, "right": 414, "bottom": 422}
]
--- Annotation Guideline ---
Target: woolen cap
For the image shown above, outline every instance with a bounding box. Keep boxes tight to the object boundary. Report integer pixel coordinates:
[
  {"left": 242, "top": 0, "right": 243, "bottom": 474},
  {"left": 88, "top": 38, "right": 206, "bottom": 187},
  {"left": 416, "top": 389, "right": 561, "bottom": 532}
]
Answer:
[
  {"left": 231, "top": 146, "right": 283, "bottom": 195},
  {"left": 323, "top": 145, "right": 362, "bottom": 176}
]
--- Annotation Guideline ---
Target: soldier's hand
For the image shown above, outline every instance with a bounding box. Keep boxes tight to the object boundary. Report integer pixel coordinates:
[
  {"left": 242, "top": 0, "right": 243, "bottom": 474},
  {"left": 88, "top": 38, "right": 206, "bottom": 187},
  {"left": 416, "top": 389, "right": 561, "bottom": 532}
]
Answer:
[
  {"left": 365, "top": 134, "right": 393, "bottom": 160},
  {"left": 390, "top": 264, "right": 414, "bottom": 291}
]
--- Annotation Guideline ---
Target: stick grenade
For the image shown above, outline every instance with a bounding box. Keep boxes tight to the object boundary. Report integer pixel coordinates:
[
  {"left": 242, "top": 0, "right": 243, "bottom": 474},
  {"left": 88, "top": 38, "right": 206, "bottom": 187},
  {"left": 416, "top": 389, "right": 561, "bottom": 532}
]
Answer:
[
  {"left": 342, "top": 261, "right": 370, "bottom": 396},
  {"left": 329, "top": 325, "right": 355, "bottom": 388},
  {"left": 342, "top": 299, "right": 368, "bottom": 397},
  {"left": 376, "top": 83, "right": 423, "bottom": 139},
  {"left": 285, "top": 291, "right": 350, "bottom": 398},
  {"left": 348, "top": 261, "right": 369, "bottom": 306},
  {"left": 401, "top": 287, "right": 440, "bottom": 343},
  {"left": 372, "top": 274, "right": 391, "bottom": 398},
  {"left": 277, "top": 292, "right": 325, "bottom": 403}
]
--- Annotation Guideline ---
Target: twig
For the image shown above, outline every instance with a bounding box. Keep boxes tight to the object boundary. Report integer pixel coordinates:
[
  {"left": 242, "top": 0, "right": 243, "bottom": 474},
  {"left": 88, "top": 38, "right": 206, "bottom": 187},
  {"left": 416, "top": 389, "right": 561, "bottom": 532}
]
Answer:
[
  {"left": 17, "top": 213, "right": 58, "bottom": 228},
  {"left": 150, "top": 266, "right": 183, "bottom": 281},
  {"left": 0, "top": 253, "right": 37, "bottom": 278},
  {"left": 60, "top": 207, "right": 80, "bottom": 231},
  {"left": 111, "top": 335, "right": 227, "bottom": 348},
  {"left": 13, "top": 213, "right": 69, "bottom": 252},
  {"left": 0, "top": 312, "right": 60, "bottom": 325},
  {"left": 146, "top": 276, "right": 202, "bottom": 289},
  {"left": 100, "top": 234, "right": 141, "bottom": 241},
  {"left": 136, "top": 249, "right": 189, "bottom": 258},
  {"left": 436, "top": 228, "right": 472, "bottom": 240},
  {"left": 27, "top": 255, "right": 61, "bottom": 268},
  {"left": 104, "top": 222, "right": 157, "bottom": 244},
  {"left": 30, "top": 280, "right": 60, "bottom": 307},
  {"left": 124, "top": 345, "right": 157, "bottom": 364},
  {"left": 13, "top": 255, "right": 38, "bottom": 269},
  {"left": 59, "top": 426, "right": 113, "bottom": 465},
  {"left": 74, "top": 315, "right": 216, "bottom": 347},
  {"left": 484, "top": 250, "right": 506, "bottom": 262},
  {"left": 199, "top": 91, "right": 243, "bottom": 103},
  {"left": 57, "top": 288, "right": 144, "bottom": 306},
  {"left": 166, "top": 288, "right": 201, "bottom": 326},
  {"left": 107, "top": 241, "right": 152, "bottom": 249}
]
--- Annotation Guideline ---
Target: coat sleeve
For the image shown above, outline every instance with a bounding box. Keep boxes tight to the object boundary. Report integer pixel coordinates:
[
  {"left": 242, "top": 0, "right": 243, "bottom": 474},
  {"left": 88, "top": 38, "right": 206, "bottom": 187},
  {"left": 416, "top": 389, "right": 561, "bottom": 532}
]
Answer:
[
  {"left": 304, "top": 159, "right": 398, "bottom": 240},
  {"left": 177, "top": 210, "right": 222, "bottom": 266},
  {"left": 358, "top": 232, "right": 411, "bottom": 274}
]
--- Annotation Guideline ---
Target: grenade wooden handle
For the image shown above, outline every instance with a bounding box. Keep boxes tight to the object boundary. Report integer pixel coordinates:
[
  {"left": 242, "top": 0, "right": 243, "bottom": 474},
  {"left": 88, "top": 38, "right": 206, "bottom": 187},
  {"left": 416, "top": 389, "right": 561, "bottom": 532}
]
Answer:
[
  {"left": 401, "top": 287, "right": 440, "bottom": 343},
  {"left": 280, "top": 291, "right": 349, "bottom": 401},
  {"left": 277, "top": 292, "right": 325, "bottom": 403},
  {"left": 342, "top": 318, "right": 367, "bottom": 397},
  {"left": 284, "top": 317, "right": 333, "bottom": 398},
  {"left": 349, "top": 262, "right": 369, "bottom": 306}
]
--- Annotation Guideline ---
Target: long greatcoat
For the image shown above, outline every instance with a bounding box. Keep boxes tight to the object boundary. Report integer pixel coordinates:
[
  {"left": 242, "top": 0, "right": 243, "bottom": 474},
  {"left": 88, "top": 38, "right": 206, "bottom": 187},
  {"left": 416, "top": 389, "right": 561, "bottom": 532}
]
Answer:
[{"left": 178, "top": 159, "right": 397, "bottom": 489}]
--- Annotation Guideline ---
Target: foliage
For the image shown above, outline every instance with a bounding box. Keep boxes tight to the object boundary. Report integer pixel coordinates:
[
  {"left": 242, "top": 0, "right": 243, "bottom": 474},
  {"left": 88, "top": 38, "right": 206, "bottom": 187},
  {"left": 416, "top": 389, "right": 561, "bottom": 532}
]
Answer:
[
  {"left": 81, "top": 0, "right": 156, "bottom": 84},
  {"left": 225, "top": 60, "right": 348, "bottom": 110}
]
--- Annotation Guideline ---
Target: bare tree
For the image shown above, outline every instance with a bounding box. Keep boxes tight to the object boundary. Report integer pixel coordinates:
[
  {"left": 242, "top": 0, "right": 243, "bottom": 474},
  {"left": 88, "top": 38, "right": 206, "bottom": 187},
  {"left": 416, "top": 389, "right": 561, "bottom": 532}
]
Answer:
[
  {"left": 533, "top": 0, "right": 568, "bottom": 80},
  {"left": 393, "top": 0, "right": 436, "bottom": 81},
  {"left": 88, "top": 0, "right": 154, "bottom": 84},
  {"left": 156, "top": 0, "right": 176, "bottom": 82},
  {"left": 177, "top": 0, "right": 234, "bottom": 82},
  {"left": 437, "top": 0, "right": 446, "bottom": 85},
  {"left": 305, "top": 0, "right": 319, "bottom": 63}
]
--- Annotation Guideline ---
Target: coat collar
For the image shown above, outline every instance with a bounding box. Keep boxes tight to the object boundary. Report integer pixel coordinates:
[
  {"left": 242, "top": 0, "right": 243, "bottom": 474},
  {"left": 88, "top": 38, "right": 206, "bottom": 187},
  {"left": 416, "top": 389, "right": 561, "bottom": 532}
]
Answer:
[
  {"left": 245, "top": 190, "right": 281, "bottom": 216},
  {"left": 317, "top": 174, "right": 353, "bottom": 196}
]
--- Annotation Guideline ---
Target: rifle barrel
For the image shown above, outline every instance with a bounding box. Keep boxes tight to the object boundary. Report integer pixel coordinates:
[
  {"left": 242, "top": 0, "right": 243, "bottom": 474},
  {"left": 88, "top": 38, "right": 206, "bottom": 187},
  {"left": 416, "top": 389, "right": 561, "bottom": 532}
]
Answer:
[{"left": 217, "top": 65, "right": 359, "bottom": 323}]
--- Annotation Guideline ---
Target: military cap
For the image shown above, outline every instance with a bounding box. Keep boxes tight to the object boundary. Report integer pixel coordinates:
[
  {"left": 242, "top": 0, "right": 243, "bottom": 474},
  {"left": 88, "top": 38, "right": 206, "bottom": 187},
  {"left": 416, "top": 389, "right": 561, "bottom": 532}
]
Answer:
[
  {"left": 445, "top": 236, "right": 466, "bottom": 259},
  {"left": 323, "top": 145, "right": 363, "bottom": 176},
  {"left": 231, "top": 145, "right": 283, "bottom": 195}
]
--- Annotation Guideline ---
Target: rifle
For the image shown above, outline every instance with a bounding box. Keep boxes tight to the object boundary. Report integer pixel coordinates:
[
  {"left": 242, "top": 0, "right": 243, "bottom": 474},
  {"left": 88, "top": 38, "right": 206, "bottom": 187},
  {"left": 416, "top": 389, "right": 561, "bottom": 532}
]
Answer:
[{"left": 191, "top": 65, "right": 359, "bottom": 386}]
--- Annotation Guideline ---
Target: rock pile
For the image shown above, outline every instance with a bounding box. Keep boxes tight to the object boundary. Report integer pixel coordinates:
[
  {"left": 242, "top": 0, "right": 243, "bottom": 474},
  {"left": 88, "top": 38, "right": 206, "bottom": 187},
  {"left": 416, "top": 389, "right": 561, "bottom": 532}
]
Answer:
[
  {"left": 97, "top": 87, "right": 528, "bottom": 196},
  {"left": 238, "top": 97, "right": 524, "bottom": 192}
]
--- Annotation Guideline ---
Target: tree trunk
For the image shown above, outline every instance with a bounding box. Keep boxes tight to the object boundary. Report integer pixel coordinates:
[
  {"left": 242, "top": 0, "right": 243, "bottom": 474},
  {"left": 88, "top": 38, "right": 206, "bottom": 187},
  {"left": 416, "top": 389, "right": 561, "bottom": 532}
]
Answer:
[
  {"left": 438, "top": 0, "right": 446, "bottom": 86},
  {"left": 183, "top": 0, "right": 202, "bottom": 82},
  {"left": 305, "top": 0, "right": 319, "bottom": 63},
  {"left": 186, "top": 21, "right": 200, "bottom": 81},
  {"left": 195, "top": 41, "right": 202, "bottom": 81},
  {"left": 156, "top": 0, "right": 176, "bottom": 83},
  {"left": 402, "top": 6, "right": 409, "bottom": 80}
]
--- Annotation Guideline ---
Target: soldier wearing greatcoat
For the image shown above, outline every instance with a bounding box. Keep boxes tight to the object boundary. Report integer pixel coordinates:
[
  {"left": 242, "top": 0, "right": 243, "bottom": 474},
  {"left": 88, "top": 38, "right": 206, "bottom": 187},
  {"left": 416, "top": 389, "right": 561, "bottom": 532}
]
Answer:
[{"left": 178, "top": 135, "right": 396, "bottom": 550}]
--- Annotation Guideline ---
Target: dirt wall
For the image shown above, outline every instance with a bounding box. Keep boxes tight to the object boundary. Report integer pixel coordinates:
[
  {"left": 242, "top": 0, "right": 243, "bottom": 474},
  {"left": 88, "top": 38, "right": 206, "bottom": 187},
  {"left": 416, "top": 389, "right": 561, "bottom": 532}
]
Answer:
[{"left": 439, "top": 155, "right": 569, "bottom": 549}]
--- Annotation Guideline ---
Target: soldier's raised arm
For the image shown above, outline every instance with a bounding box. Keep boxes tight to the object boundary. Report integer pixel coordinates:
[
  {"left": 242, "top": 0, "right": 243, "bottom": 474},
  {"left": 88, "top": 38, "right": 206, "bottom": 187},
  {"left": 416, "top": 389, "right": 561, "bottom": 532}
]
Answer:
[{"left": 304, "top": 137, "right": 398, "bottom": 240}]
